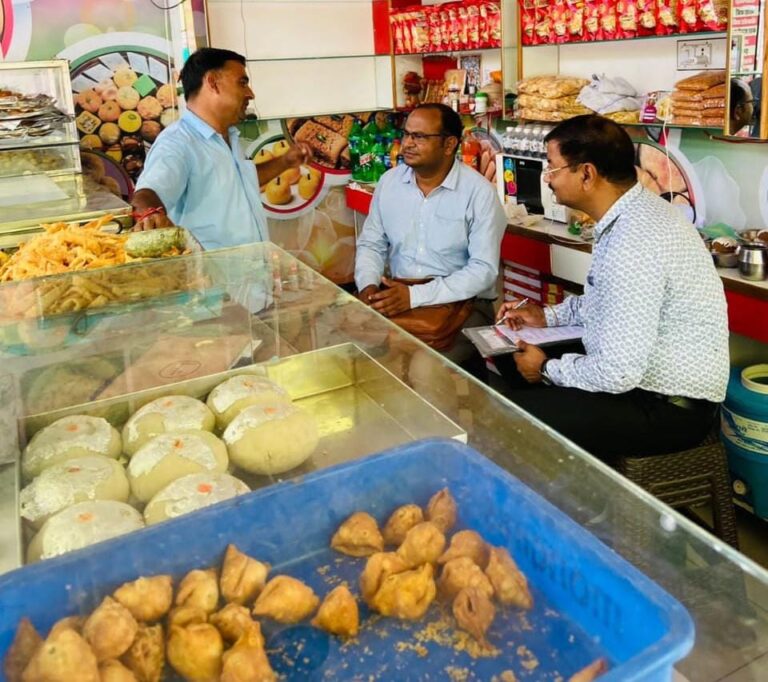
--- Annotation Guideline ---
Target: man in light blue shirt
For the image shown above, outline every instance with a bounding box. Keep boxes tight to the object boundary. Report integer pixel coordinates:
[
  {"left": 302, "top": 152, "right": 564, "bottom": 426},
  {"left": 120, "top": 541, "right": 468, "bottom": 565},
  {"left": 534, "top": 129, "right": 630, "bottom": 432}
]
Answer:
[
  {"left": 133, "top": 48, "right": 310, "bottom": 249},
  {"left": 355, "top": 104, "right": 506, "bottom": 363}
]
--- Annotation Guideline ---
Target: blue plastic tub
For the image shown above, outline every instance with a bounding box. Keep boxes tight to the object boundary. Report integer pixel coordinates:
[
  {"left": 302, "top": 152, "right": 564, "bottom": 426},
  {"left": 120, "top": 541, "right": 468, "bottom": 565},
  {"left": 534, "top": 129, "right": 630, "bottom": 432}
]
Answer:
[{"left": 0, "top": 438, "right": 693, "bottom": 681}]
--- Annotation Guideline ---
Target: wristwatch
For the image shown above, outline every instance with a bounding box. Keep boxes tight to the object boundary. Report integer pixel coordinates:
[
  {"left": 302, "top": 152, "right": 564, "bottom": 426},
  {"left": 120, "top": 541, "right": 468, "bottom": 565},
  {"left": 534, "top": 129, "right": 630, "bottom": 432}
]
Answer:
[{"left": 540, "top": 359, "right": 553, "bottom": 386}]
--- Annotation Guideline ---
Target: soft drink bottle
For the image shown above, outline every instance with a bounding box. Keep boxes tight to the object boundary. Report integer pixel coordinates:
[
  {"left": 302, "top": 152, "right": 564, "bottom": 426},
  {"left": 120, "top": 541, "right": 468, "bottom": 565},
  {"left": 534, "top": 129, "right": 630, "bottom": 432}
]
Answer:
[
  {"left": 347, "top": 120, "right": 363, "bottom": 180},
  {"left": 372, "top": 135, "right": 387, "bottom": 181}
]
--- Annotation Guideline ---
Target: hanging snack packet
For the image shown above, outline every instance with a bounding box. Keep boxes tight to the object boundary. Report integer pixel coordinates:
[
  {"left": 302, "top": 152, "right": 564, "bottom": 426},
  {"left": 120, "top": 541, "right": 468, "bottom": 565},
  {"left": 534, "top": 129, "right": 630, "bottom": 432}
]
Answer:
[
  {"left": 584, "top": 0, "right": 602, "bottom": 40},
  {"left": 678, "top": 0, "right": 699, "bottom": 33},
  {"left": 656, "top": 0, "right": 677, "bottom": 33},
  {"left": 521, "top": 2, "right": 537, "bottom": 44},
  {"left": 552, "top": 0, "right": 571, "bottom": 42},
  {"left": 696, "top": 0, "right": 720, "bottom": 31},
  {"left": 617, "top": 0, "right": 639, "bottom": 38},
  {"left": 599, "top": 0, "right": 618, "bottom": 40},
  {"left": 467, "top": 1, "right": 481, "bottom": 48},
  {"left": 486, "top": 2, "right": 502, "bottom": 45},
  {"left": 568, "top": 0, "right": 585, "bottom": 41},
  {"left": 637, "top": 0, "right": 657, "bottom": 35}
]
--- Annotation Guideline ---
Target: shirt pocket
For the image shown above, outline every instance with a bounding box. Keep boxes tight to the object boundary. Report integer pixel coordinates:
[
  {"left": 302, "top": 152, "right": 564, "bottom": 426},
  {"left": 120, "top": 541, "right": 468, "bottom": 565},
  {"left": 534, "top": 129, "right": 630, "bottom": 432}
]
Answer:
[{"left": 433, "top": 210, "right": 468, "bottom": 255}]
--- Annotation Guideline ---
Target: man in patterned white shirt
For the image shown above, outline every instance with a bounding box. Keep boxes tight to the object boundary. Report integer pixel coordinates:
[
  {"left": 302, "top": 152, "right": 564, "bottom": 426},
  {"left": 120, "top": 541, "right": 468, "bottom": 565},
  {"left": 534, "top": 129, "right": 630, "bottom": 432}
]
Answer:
[{"left": 494, "top": 115, "right": 729, "bottom": 462}]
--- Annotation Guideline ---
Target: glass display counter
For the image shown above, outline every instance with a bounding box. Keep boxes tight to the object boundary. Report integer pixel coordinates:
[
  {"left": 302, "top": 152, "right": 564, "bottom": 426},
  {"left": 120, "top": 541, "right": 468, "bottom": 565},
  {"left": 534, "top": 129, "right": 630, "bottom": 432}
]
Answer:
[
  {"left": 0, "top": 60, "right": 130, "bottom": 245},
  {"left": 0, "top": 243, "right": 766, "bottom": 680}
]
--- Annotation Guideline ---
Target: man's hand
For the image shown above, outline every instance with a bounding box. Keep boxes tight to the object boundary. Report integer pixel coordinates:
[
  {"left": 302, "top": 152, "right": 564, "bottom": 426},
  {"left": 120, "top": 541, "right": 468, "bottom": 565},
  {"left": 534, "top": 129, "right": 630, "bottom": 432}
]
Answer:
[
  {"left": 133, "top": 212, "right": 174, "bottom": 232},
  {"left": 496, "top": 299, "right": 546, "bottom": 330},
  {"left": 370, "top": 277, "right": 411, "bottom": 317},
  {"left": 358, "top": 284, "right": 379, "bottom": 305},
  {"left": 513, "top": 340, "right": 548, "bottom": 383},
  {"left": 283, "top": 142, "right": 313, "bottom": 168}
]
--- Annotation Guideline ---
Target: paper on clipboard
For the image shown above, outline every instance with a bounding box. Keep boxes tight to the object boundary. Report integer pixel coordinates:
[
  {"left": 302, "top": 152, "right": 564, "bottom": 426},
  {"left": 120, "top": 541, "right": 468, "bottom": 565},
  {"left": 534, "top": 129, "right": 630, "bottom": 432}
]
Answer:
[
  {"left": 495, "top": 324, "right": 584, "bottom": 347},
  {"left": 463, "top": 324, "right": 584, "bottom": 357}
]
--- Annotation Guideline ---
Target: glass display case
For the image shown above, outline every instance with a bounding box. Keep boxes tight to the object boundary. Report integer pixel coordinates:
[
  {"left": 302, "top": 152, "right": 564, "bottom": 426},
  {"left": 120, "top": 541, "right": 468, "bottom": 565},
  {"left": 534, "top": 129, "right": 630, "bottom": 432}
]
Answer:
[
  {"left": 0, "top": 60, "right": 130, "bottom": 244},
  {"left": 0, "top": 244, "right": 767, "bottom": 680}
]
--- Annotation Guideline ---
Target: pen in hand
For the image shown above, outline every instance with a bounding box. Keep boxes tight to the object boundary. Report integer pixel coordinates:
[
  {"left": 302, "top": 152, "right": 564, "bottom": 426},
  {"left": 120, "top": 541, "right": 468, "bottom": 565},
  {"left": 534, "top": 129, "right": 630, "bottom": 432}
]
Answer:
[{"left": 511, "top": 297, "right": 529, "bottom": 311}]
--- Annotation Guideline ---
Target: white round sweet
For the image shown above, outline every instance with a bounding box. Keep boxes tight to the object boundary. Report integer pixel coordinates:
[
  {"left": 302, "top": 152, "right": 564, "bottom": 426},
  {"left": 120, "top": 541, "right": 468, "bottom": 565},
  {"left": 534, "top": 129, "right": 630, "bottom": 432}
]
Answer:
[
  {"left": 20, "top": 456, "right": 130, "bottom": 529},
  {"left": 127, "top": 431, "right": 229, "bottom": 503},
  {"left": 27, "top": 500, "right": 144, "bottom": 562},
  {"left": 122, "top": 395, "right": 215, "bottom": 456},
  {"left": 23, "top": 416, "right": 122, "bottom": 481},
  {"left": 223, "top": 402, "right": 319, "bottom": 475},
  {"left": 206, "top": 375, "right": 291, "bottom": 429},
  {"left": 143, "top": 472, "right": 250, "bottom": 526}
]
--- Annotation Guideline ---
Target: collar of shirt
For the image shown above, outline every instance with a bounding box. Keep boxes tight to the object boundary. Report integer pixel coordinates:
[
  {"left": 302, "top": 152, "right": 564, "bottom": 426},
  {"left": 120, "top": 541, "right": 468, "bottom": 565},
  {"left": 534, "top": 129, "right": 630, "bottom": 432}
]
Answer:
[
  {"left": 182, "top": 109, "right": 240, "bottom": 146},
  {"left": 400, "top": 159, "right": 461, "bottom": 192},
  {"left": 594, "top": 182, "right": 643, "bottom": 239}
]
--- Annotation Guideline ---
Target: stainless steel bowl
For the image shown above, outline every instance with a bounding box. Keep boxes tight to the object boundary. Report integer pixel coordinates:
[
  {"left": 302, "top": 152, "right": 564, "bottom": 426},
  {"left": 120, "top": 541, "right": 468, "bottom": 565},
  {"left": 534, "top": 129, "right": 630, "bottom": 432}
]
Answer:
[
  {"left": 738, "top": 243, "right": 768, "bottom": 281},
  {"left": 712, "top": 251, "right": 739, "bottom": 268}
]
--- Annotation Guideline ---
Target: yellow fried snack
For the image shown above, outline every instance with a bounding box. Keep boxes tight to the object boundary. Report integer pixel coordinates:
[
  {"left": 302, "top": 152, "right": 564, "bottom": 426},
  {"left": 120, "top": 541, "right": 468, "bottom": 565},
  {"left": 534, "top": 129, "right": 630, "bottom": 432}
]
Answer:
[
  {"left": 381, "top": 504, "right": 423, "bottom": 546},
  {"left": 453, "top": 587, "right": 496, "bottom": 648},
  {"left": 220, "top": 544, "right": 270, "bottom": 605},
  {"left": 220, "top": 623, "right": 275, "bottom": 682},
  {"left": 311, "top": 584, "right": 359, "bottom": 638},
  {"left": 359, "top": 552, "right": 409, "bottom": 606},
  {"left": 396, "top": 522, "right": 446, "bottom": 568},
  {"left": 569, "top": 658, "right": 608, "bottom": 682},
  {"left": 82, "top": 596, "right": 138, "bottom": 661},
  {"left": 113, "top": 575, "right": 173, "bottom": 623},
  {"left": 438, "top": 557, "right": 495, "bottom": 602},
  {"left": 438, "top": 530, "right": 489, "bottom": 569},
  {"left": 484, "top": 546, "right": 533, "bottom": 610},
  {"left": 370, "top": 563, "right": 436, "bottom": 620},
  {"left": 167, "top": 605, "right": 208, "bottom": 629},
  {"left": 121, "top": 623, "right": 164, "bottom": 682},
  {"left": 426, "top": 488, "right": 457, "bottom": 534},
  {"left": 98, "top": 659, "right": 138, "bottom": 682},
  {"left": 47, "top": 616, "right": 83, "bottom": 637},
  {"left": 176, "top": 569, "right": 219, "bottom": 615},
  {"left": 3, "top": 618, "right": 42, "bottom": 682},
  {"left": 252, "top": 576, "right": 319, "bottom": 624},
  {"left": 167, "top": 623, "right": 223, "bottom": 682},
  {"left": 330, "top": 512, "right": 384, "bottom": 557},
  {"left": 21, "top": 628, "right": 99, "bottom": 682},
  {"left": 210, "top": 604, "right": 259, "bottom": 644}
]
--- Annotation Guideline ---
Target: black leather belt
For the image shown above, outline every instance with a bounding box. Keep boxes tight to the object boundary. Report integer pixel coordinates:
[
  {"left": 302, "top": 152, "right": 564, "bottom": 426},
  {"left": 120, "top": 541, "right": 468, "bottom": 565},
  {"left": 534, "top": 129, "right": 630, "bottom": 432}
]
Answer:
[{"left": 651, "top": 393, "right": 715, "bottom": 411}]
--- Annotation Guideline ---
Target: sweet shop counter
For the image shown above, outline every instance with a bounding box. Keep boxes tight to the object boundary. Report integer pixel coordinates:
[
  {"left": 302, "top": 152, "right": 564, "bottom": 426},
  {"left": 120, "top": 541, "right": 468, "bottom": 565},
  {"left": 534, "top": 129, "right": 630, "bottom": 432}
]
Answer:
[{"left": 0, "top": 244, "right": 767, "bottom": 681}]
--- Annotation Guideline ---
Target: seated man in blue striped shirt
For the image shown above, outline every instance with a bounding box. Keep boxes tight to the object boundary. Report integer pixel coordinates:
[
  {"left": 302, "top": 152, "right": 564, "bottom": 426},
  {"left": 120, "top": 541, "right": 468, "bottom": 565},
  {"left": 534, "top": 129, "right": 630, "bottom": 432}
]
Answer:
[
  {"left": 354, "top": 104, "right": 507, "bottom": 364},
  {"left": 494, "top": 115, "right": 729, "bottom": 462}
]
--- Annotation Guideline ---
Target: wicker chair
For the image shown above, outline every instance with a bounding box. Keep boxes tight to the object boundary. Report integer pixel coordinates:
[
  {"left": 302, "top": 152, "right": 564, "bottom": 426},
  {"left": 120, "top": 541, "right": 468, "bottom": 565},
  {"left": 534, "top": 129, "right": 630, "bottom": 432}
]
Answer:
[{"left": 616, "top": 430, "right": 739, "bottom": 549}]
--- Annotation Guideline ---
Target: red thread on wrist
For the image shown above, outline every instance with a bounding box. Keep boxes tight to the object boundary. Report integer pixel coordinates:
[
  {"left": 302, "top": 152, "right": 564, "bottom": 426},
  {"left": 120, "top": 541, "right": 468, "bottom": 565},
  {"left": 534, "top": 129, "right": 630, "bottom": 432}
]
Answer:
[{"left": 132, "top": 206, "right": 165, "bottom": 222}]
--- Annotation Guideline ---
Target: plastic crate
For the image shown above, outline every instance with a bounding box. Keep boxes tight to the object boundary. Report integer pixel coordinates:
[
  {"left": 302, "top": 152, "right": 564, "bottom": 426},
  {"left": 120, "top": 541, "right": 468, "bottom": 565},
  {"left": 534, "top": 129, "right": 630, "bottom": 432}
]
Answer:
[{"left": 0, "top": 438, "right": 693, "bottom": 681}]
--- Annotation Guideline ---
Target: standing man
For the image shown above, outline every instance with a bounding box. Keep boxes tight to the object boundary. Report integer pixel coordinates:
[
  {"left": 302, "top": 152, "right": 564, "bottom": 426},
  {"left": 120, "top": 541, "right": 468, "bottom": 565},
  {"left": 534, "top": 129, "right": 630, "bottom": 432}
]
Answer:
[
  {"left": 494, "top": 114, "right": 729, "bottom": 461},
  {"left": 132, "top": 48, "right": 311, "bottom": 249},
  {"left": 355, "top": 103, "right": 506, "bottom": 364}
]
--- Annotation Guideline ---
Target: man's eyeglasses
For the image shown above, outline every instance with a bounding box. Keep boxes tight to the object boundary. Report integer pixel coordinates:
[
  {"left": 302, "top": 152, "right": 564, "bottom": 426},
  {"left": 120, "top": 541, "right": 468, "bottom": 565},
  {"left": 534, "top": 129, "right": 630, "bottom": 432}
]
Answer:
[
  {"left": 402, "top": 130, "right": 446, "bottom": 143},
  {"left": 541, "top": 164, "right": 574, "bottom": 178}
]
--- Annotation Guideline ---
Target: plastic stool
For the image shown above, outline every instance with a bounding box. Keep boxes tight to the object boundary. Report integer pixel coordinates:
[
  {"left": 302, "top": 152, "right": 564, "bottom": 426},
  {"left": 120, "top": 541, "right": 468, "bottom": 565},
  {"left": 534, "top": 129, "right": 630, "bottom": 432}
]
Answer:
[{"left": 616, "top": 432, "right": 739, "bottom": 549}]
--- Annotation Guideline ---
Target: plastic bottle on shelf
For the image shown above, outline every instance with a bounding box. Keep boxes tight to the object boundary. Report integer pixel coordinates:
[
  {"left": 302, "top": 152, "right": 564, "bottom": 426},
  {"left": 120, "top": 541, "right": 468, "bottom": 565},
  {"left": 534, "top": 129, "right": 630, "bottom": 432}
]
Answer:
[
  {"left": 389, "top": 134, "right": 402, "bottom": 169},
  {"left": 512, "top": 123, "right": 526, "bottom": 156},
  {"left": 502, "top": 126, "right": 515, "bottom": 154},
  {"left": 461, "top": 133, "right": 481, "bottom": 170},
  {"left": 530, "top": 124, "right": 543, "bottom": 159},
  {"left": 348, "top": 120, "right": 364, "bottom": 181},
  {"left": 371, "top": 136, "right": 387, "bottom": 182},
  {"left": 519, "top": 124, "right": 532, "bottom": 157}
]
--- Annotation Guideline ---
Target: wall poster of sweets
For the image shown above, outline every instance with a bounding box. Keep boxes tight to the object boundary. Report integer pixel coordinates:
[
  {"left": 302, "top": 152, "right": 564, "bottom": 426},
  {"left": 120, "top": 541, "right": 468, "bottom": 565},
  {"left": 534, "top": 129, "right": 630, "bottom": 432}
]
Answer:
[{"left": 58, "top": 33, "right": 180, "bottom": 186}]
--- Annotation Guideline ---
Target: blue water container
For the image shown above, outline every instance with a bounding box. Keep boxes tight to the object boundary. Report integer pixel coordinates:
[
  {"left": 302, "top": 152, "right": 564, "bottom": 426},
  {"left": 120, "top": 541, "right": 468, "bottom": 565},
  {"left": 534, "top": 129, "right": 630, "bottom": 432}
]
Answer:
[
  {"left": 722, "top": 365, "right": 768, "bottom": 519},
  {"left": 0, "top": 438, "right": 693, "bottom": 681}
]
